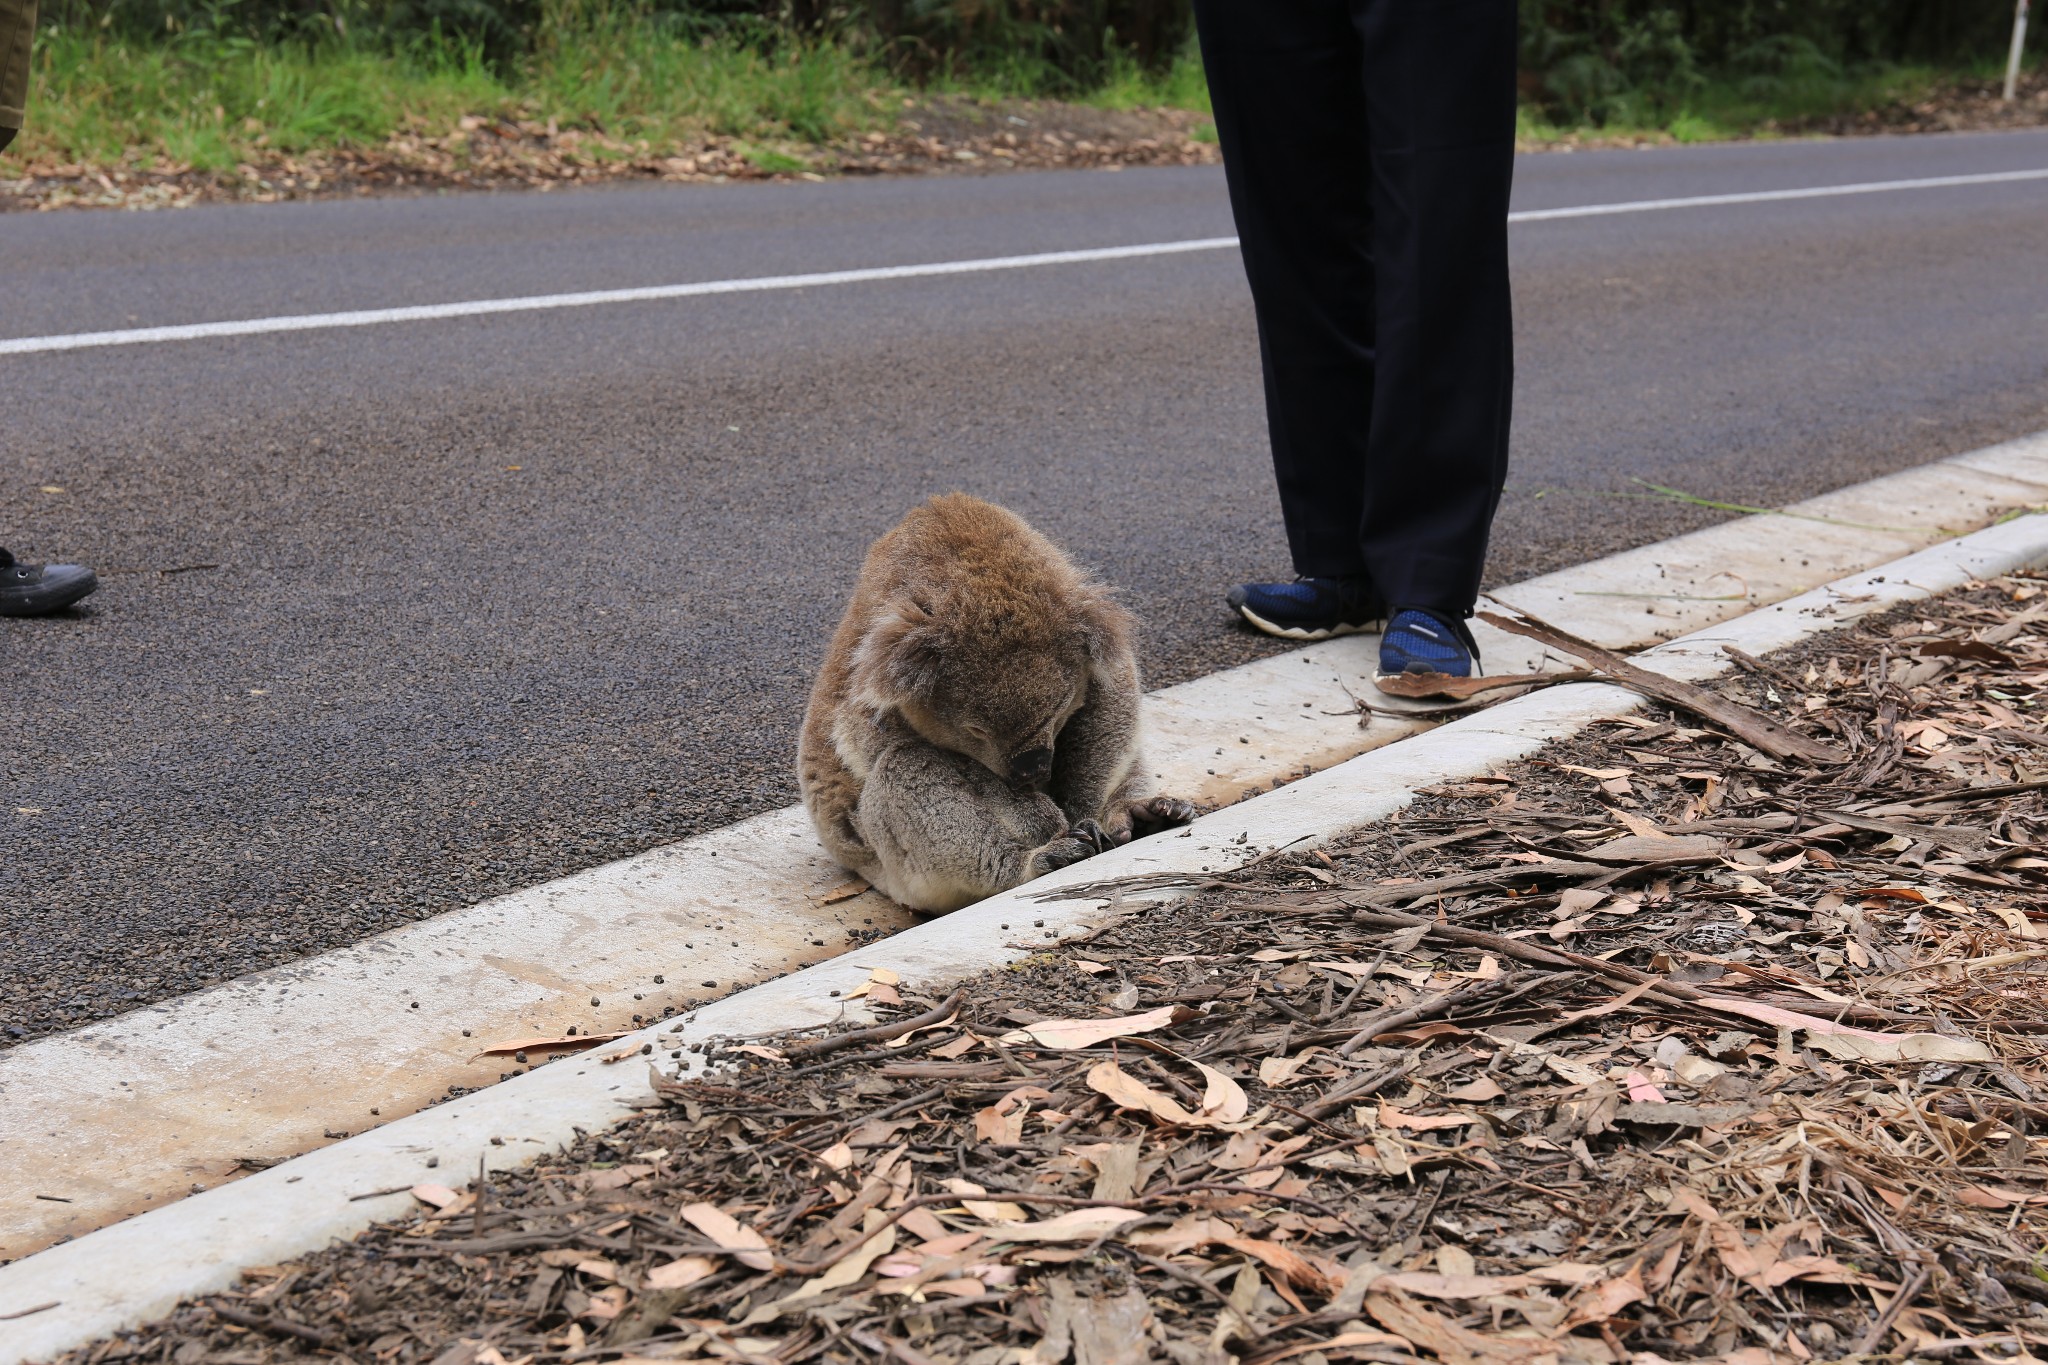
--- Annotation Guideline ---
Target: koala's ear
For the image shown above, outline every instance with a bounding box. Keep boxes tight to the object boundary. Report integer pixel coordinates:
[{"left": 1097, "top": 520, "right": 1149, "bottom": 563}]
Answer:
[
  {"left": 855, "top": 599, "right": 947, "bottom": 704},
  {"left": 1073, "top": 583, "right": 1135, "bottom": 671}
]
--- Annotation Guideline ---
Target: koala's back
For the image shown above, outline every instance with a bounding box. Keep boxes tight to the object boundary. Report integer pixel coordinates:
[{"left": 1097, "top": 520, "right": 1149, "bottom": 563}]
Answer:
[{"left": 796, "top": 493, "right": 1121, "bottom": 884}]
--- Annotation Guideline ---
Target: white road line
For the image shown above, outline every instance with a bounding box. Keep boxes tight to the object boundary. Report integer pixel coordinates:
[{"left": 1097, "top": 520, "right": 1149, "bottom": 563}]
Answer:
[
  {"left": 0, "top": 238, "right": 1238, "bottom": 356},
  {"left": 3, "top": 166, "right": 2044, "bottom": 357},
  {"left": 1507, "top": 166, "right": 2048, "bottom": 221}
]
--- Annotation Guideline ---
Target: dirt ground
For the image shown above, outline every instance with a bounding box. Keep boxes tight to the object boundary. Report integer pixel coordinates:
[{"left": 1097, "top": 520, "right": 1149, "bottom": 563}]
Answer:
[
  {"left": 41, "top": 576, "right": 2048, "bottom": 1365},
  {"left": 4, "top": 69, "right": 2046, "bottom": 214}
]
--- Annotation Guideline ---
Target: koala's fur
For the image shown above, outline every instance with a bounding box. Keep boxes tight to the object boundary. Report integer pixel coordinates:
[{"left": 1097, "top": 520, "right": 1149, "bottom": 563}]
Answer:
[{"left": 798, "top": 493, "right": 1191, "bottom": 913}]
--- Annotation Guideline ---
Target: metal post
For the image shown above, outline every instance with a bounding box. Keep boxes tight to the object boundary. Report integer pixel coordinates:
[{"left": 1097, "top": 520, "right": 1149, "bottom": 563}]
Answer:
[{"left": 2008, "top": 0, "right": 2032, "bottom": 102}]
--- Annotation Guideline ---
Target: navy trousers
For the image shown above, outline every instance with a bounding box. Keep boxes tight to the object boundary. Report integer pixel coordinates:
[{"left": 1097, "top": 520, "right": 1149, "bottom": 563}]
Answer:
[{"left": 1192, "top": 0, "right": 1517, "bottom": 615}]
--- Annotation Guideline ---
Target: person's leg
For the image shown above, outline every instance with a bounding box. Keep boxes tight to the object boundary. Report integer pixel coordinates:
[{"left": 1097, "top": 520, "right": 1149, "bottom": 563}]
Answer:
[
  {"left": 3, "top": 9, "right": 101, "bottom": 621},
  {"left": 1192, "top": 0, "right": 1377, "bottom": 584},
  {"left": 1354, "top": 0, "right": 1517, "bottom": 618}
]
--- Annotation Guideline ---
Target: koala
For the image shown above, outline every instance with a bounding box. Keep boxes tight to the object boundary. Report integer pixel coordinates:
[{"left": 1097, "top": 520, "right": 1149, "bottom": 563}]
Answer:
[{"left": 798, "top": 493, "right": 1195, "bottom": 913}]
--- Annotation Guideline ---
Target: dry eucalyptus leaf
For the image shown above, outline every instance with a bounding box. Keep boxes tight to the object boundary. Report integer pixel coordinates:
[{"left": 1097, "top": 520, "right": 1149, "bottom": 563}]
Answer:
[{"left": 999, "top": 1004, "right": 1195, "bottom": 1050}]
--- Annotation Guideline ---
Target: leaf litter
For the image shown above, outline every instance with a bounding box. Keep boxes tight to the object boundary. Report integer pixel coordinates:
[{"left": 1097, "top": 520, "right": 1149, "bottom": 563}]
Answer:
[{"left": 55, "top": 579, "right": 2048, "bottom": 1365}]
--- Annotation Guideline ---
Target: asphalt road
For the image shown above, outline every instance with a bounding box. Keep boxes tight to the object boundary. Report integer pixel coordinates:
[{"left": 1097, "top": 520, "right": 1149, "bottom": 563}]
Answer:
[{"left": 6, "top": 130, "right": 2047, "bottom": 1044}]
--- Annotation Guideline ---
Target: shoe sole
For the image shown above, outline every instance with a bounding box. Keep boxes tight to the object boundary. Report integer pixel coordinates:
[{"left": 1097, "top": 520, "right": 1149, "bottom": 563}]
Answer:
[
  {"left": 1235, "top": 605, "right": 1376, "bottom": 642},
  {"left": 0, "top": 572, "right": 98, "bottom": 619}
]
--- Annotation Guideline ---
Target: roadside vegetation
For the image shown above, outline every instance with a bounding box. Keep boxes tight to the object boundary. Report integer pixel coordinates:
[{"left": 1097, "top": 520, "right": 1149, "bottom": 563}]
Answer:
[
  {"left": 8, "top": 0, "right": 2043, "bottom": 176},
  {"left": 24, "top": 17, "right": 895, "bottom": 171},
  {"left": 1518, "top": 52, "right": 2000, "bottom": 146}
]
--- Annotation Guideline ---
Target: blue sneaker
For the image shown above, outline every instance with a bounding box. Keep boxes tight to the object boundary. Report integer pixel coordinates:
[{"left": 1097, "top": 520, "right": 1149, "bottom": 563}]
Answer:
[
  {"left": 1378, "top": 607, "right": 1478, "bottom": 681},
  {"left": 1226, "top": 576, "right": 1384, "bottom": 641}
]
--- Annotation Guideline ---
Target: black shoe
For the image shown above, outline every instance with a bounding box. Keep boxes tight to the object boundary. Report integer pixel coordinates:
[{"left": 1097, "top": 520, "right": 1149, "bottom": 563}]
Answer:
[
  {"left": 1225, "top": 575, "right": 1385, "bottom": 641},
  {"left": 0, "top": 548, "right": 98, "bottom": 617}
]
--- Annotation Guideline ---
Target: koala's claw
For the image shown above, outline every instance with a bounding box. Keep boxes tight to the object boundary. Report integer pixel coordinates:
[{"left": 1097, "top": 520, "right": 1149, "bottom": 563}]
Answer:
[
  {"left": 1036, "top": 836, "right": 1097, "bottom": 873},
  {"left": 1069, "top": 819, "right": 1117, "bottom": 854},
  {"left": 1032, "top": 820, "right": 1117, "bottom": 876},
  {"left": 1128, "top": 795, "right": 1198, "bottom": 834}
]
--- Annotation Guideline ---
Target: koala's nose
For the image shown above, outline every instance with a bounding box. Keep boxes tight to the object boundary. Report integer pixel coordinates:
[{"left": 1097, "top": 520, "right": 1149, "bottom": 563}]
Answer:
[{"left": 1009, "top": 747, "right": 1054, "bottom": 787}]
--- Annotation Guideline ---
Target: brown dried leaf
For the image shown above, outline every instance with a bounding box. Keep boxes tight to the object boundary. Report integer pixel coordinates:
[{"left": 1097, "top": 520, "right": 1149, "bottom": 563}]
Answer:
[
  {"left": 1085, "top": 1058, "right": 1246, "bottom": 1128},
  {"left": 1920, "top": 639, "right": 2014, "bottom": 665},
  {"left": 1210, "top": 1131, "right": 1264, "bottom": 1172},
  {"left": 1366, "top": 1287, "right": 1567, "bottom": 1365},
  {"left": 1220, "top": 1237, "right": 1346, "bottom": 1298},
  {"left": 1250, "top": 1330, "right": 1418, "bottom": 1365},
  {"left": 772, "top": 1212, "right": 898, "bottom": 1310},
  {"left": 1001, "top": 1004, "right": 1196, "bottom": 1050},
  {"left": 1194, "top": 1060, "right": 1250, "bottom": 1124},
  {"left": 974, "top": 1102, "right": 1024, "bottom": 1145},
  {"left": 943, "top": 1178, "right": 1027, "bottom": 1223},
  {"left": 986, "top": 1207, "right": 1147, "bottom": 1243},
  {"left": 468, "top": 1031, "right": 627, "bottom": 1060},
  {"left": 1377, "top": 1102, "right": 1477, "bottom": 1132},
  {"left": 1697, "top": 996, "right": 1994, "bottom": 1063},
  {"left": 1557, "top": 1268, "right": 1646, "bottom": 1332},
  {"left": 1444, "top": 1077, "right": 1506, "bottom": 1102},
  {"left": 1259, "top": 1049, "right": 1328, "bottom": 1088},
  {"left": 1126, "top": 1214, "right": 1242, "bottom": 1256},
  {"left": 1064, "top": 1140, "right": 1142, "bottom": 1202},
  {"left": 1086, "top": 1059, "right": 1195, "bottom": 1124},
  {"left": 646, "top": 1255, "right": 717, "bottom": 1290},
  {"left": 1042, "top": 1278, "right": 1154, "bottom": 1365},
  {"left": 678, "top": 1202, "right": 775, "bottom": 1271},
  {"left": 1583, "top": 833, "right": 1723, "bottom": 863}
]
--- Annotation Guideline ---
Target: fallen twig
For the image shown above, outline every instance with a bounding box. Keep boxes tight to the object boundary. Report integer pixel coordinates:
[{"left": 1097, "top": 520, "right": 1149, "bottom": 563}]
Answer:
[
  {"left": 206, "top": 1302, "right": 343, "bottom": 1349},
  {"left": 1348, "top": 906, "right": 1915, "bottom": 1028},
  {"left": 1479, "top": 606, "right": 1847, "bottom": 765},
  {"left": 785, "top": 989, "right": 967, "bottom": 1058},
  {"left": 1855, "top": 1263, "right": 1933, "bottom": 1354},
  {"left": 1335, "top": 976, "right": 1514, "bottom": 1056},
  {"left": 1371, "top": 668, "right": 1593, "bottom": 701}
]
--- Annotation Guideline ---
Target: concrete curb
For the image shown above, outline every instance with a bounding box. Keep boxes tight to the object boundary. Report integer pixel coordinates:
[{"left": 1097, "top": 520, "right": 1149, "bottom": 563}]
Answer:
[{"left": 6, "top": 505, "right": 2046, "bottom": 1363}]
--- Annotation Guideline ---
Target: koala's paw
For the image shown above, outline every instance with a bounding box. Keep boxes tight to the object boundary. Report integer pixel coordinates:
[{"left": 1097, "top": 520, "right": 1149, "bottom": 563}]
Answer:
[
  {"left": 1126, "top": 795, "right": 1198, "bottom": 835},
  {"left": 1029, "top": 820, "right": 1117, "bottom": 876},
  {"left": 1069, "top": 818, "right": 1118, "bottom": 853}
]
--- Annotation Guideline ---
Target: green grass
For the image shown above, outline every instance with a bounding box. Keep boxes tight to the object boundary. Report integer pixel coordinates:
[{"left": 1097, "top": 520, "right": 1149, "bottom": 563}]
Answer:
[
  {"left": 1514, "top": 53, "right": 1973, "bottom": 146},
  {"left": 25, "top": 28, "right": 493, "bottom": 169},
  {"left": 522, "top": 15, "right": 890, "bottom": 146},
  {"left": 15, "top": 17, "right": 896, "bottom": 172},
  {"left": 913, "top": 36, "right": 1210, "bottom": 113},
  {"left": 1071, "top": 45, "right": 1211, "bottom": 114},
  {"left": 906, "top": 40, "right": 1215, "bottom": 141}
]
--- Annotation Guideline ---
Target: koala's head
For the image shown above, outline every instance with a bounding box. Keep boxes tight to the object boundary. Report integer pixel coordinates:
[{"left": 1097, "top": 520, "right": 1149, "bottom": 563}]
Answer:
[{"left": 854, "top": 586, "right": 1130, "bottom": 790}]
